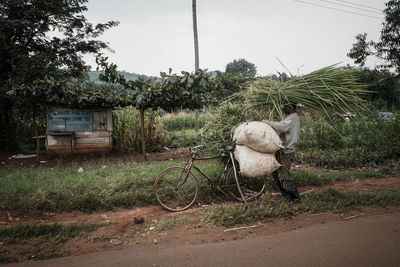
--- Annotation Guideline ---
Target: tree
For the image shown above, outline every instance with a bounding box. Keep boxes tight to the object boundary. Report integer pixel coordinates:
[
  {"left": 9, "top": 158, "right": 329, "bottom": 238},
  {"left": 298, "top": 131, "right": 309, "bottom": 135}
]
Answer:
[
  {"left": 0, "top": 0, "right": 118, "bottom": 149},
  {"left": 97, "top": 57, "right": 214, "bottom": 158},
  {"left": 211, "top": 72, "right": 251, "bottom": 100},
  {"left": 347, "top": 0, "right": 400, "bottom": 73},
  {"left": 357, "top": 68, "right": 400, "bottom": 109},
  {"left": 225, "top": 59, "right": 257, "bottom": 77}
]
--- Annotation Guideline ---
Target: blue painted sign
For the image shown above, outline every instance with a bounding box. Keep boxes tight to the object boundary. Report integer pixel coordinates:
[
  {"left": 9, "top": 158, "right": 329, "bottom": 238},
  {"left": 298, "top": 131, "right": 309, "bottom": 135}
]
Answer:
[{"left": 47, "top": 110, "right": 93, "bottom": 132}]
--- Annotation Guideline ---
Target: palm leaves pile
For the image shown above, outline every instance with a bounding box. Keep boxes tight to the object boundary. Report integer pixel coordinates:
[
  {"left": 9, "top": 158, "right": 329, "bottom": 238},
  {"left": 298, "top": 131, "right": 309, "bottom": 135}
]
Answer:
[{"left": 238, "top": 65, "right": 370, "bottom": 120}]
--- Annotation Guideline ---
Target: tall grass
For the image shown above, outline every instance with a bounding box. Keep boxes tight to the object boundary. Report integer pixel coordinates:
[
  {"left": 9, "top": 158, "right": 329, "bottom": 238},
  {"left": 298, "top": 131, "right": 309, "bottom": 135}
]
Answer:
[
  {"left": 162, "top": 112, "right": 210, "bottom": 131},
  {"left": 112, "top": 106, "right": 166, "bottom": 152}
]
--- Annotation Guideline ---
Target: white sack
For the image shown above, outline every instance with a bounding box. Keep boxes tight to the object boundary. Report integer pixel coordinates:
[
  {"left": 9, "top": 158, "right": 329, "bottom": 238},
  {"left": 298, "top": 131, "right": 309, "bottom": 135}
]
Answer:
[
  {"left": 233, "top": 121, "right": 283, "bottom": 153},
  {"left": 234, "top": 145, "right": 281, "bottom": 178}
]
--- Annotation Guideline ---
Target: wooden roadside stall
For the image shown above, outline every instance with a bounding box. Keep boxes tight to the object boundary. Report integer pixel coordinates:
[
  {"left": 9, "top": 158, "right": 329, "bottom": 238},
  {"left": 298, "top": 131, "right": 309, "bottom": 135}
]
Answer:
[{"left": 46, "top": 107, "right": 113, "bottom": 155}]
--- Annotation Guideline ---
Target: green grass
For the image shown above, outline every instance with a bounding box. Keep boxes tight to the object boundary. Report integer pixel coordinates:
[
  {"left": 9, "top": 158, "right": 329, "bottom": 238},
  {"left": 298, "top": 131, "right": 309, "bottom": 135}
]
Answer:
[
  {"left": 292, "top": 166, "right": 398, "bottom": 187},
  {"left": 0, "top": 160, "right": 223, "bottom": 212},
  {"left": 0, "top": 160, "right": 398, "bottom": 213},
  {"left": 166, "top": 129, "right": 201, "bottom": 147},
  {"left": 203, "top": 188, "right": 400, "bottom": 227}
]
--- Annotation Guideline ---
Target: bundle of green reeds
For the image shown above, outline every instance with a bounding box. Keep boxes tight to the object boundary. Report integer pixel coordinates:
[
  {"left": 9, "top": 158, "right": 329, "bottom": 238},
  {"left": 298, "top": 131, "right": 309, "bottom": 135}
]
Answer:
[{"left": 239, "top": 65, "right": 370, "bottom": 119}]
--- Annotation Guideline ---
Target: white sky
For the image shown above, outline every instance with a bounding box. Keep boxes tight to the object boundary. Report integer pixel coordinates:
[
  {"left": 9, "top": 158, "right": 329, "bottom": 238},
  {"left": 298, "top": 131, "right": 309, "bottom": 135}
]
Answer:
[{"left": 84, "top": 0, "right": 386, "bottom": 77}]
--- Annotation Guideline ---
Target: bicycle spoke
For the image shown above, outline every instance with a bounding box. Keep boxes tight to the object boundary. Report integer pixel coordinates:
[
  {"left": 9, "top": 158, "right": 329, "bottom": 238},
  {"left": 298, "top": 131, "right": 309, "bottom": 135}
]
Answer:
[
  {"left": 226, "top": 165, "right": 266, "bottom": 202},
  {"left": 173, "top": 188, "right": 188, "bottom": 207},
  {"left": 154, "top": 166, "right": 199, "bottom": 212}
]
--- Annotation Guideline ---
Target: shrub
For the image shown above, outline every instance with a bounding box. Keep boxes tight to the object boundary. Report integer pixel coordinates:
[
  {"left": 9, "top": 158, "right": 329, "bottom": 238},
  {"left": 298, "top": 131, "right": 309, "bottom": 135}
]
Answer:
[
  {"left": 201, "top": 102, "right": 265, "bottom": 151},
  {"left": 298, "top": 112, "right": 400, "bottom": 166}
]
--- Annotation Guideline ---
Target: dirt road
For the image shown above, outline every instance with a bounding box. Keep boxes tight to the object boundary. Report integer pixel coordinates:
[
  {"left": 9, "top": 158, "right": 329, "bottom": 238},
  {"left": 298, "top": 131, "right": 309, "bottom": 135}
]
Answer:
[{"left": 6, "top": 211, "right": 399, "bottom": 267}]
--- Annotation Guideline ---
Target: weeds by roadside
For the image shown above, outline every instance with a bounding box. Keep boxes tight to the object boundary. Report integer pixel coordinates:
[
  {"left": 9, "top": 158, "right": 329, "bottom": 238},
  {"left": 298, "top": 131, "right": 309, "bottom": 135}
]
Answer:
[{"left": 203, "top": 188, "right": 400, "bottom": 227}]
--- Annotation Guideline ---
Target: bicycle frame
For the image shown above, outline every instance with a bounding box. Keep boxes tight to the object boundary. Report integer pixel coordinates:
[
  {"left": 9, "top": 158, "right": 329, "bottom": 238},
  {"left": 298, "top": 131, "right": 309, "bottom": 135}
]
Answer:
[{"left": 179, "top": 150, "right": 248, "bottom": 202}]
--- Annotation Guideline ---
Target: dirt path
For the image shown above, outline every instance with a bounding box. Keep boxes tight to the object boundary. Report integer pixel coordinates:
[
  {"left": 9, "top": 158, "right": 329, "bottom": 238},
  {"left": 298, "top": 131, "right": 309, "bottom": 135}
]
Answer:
[{"left": 5, "top": 211, "right": 400, "bottom": 267}]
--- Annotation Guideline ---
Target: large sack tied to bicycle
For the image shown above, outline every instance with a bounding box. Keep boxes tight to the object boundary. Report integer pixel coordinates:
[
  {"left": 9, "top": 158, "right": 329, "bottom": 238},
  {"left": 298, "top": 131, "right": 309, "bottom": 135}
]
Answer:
[
  {"left": 234, "top": 145, "right": 281, "bottom": 177},
  {"left": 233, "top": 121, "right": 283, "bottom": 153}
]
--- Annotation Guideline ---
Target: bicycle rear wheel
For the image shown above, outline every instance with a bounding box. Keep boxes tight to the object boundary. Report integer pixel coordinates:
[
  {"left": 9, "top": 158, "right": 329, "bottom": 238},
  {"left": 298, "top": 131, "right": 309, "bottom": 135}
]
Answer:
[
  {"left": 226, "top": 166, "right": 266, "bottom": 202},
  {"left": 154, "top": 166, "right": 199, "bottom": 212}
]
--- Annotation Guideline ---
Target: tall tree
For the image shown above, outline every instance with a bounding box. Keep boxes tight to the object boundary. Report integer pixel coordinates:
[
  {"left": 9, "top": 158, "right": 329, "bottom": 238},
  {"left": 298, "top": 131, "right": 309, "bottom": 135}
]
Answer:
[
  {"left": 0, "top": 0, "right": 118, "bottom": 149},
  {"left": 347, "top": 0, "right": 400, "bottom": 73},
  {"left": 225, "top": 59, "right": 257, "bottom": 77}
]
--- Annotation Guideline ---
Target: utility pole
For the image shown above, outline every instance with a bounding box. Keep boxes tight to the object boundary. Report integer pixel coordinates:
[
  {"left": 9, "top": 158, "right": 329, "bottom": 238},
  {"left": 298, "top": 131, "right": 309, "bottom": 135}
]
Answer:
[{"left": 192, "top": 0, "right": 200, "bottom": 131}]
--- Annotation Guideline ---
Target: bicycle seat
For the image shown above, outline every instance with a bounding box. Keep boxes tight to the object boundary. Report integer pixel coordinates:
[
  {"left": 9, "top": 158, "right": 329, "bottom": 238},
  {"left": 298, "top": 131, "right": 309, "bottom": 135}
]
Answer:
[
  {"left": 191, "top": 145, "right": 206, "bottom": 153},
  {"left": 218, "top": 145, "right": 235, "bottom": 152}
]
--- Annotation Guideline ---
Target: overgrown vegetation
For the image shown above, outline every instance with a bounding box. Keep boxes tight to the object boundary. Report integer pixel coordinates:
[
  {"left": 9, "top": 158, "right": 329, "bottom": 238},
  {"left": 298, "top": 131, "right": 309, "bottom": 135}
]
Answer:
[
  {"left": 201, "top": 102, "right": 265, "bottom": 151},
  {"left": 203, "top": 188, "right": 400, "bottom": 227},
  {"left": 202, "top": 100, "right": 399, "bottom": 167}
]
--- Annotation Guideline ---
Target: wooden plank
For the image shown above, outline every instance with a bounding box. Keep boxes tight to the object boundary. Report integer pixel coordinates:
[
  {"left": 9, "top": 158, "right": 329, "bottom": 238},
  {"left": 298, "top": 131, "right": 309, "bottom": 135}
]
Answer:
[
  {"left": 47, "top": 135, "right": 72, "bottom": 146},
  {"left": 74, "top": 143, "right": 111, "bottom": 149},
  {"left": 46, "top": 145, "right": 73, "bottom": 150},
  {"left": 106, "top": 109, "right": 113, "bottom": 131},
  {"left": 101, "top": 111, "right": 107, "bottom": 130},
  {"left": 75, "top": 147, "right": 109, "bottom": 153},
  {"left": 75, "top": 137, "right": 110, "bottom": 144},
  {"left": 93, "top": 112, "right": 100, "bottom": 131},
  {"left": 95, "top": 111, "right": 107, "bottom": 131},
  {"left": 75, "top": 131, "right": 110, "bottom": 138}
]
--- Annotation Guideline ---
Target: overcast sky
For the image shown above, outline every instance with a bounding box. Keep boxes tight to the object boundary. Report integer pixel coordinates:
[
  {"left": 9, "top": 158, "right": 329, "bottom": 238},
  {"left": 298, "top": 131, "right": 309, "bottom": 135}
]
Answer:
[{"left": 84, "top": 0, "right": 386, "bottom": 77}]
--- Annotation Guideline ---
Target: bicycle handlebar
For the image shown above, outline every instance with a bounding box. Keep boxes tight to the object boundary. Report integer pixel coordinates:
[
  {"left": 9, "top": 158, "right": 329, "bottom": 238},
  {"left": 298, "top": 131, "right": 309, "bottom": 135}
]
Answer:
[{"left": 190, "top": 145, "right": 206, "bottom": 153}]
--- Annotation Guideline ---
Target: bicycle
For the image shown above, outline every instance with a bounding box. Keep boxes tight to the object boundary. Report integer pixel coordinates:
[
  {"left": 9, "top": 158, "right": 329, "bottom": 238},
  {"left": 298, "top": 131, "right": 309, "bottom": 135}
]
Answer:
[{"left": 153, "top": 144, "right": 266, "bottom": 212}]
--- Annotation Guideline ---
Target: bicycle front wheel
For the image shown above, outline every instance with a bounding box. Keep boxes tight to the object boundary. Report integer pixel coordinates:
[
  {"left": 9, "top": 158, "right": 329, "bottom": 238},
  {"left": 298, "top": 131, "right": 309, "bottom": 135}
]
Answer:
[
  {"left": 154, "top": 166, "right": 199, "bottom": 212},
  {"left": 226, "top": 166, "right": 266, "bottom": 202}
]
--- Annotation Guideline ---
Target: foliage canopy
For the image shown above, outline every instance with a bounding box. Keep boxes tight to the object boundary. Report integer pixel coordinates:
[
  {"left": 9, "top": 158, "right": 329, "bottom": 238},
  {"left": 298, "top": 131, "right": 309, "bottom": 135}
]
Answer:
[
  {"left": 348, "top": 0, "right": 400, "bottom": 73},
  {"left": 225, "top": 59, "right": 257, "bottom": 78},
  {"left": 0, "top": 0, "right": 120, "bottom": 148}
]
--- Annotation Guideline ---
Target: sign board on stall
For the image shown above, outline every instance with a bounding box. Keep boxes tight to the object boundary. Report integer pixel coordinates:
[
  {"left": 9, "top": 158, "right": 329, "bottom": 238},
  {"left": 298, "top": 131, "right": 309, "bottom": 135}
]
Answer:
[{"left": 47, "top": 110, "right": 93, "bottom": 132}]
